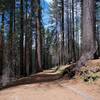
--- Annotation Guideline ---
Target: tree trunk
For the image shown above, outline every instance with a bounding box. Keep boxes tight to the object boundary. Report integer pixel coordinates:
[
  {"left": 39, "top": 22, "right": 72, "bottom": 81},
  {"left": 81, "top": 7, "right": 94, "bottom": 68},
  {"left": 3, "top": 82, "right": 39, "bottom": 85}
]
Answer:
[
  {"left": 20, "top": 0, "right": 26, "bottom": 76},
  {"left": 72, "top": 0, "right": 76, "bottom": 62},
  {"left": 8, "top": 4, "right": 13, "bottom": 79},
  {"left": 36, "top": 0, "right": 43, "bottom": 72},
  {"left": 60, "top": 0, "right": 65, "bottom": 65},
  {"left": 25, "top": 0, "right": 30, "bottom": 76},
  {"left": 12, "top": 0, "right": 17, "bottom": 78},
  {"left": 0, "top": 13, "right": 4, "bottom": 75},
  {"left": 75, "top": 0, "right": 96, "bottom": 71}
]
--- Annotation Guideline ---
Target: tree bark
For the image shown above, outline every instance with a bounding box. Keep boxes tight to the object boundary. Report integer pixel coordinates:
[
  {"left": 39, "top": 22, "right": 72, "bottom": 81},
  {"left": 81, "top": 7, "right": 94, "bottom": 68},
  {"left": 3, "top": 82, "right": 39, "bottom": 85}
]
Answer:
[
  {"left": 36, "top": 0, "right": 43, "bottom": 72},
  {"left": 0, "top": 13, "right": 4, "bottom": 75},
  {"left": 60, "top": 0, "right": 65, "bottom": 65},
  {"left": 20, "top": 0, "right": 26, "bottom": 76},
  {"left": 75, "top": 0, "right": 96, "bottom": 71}
]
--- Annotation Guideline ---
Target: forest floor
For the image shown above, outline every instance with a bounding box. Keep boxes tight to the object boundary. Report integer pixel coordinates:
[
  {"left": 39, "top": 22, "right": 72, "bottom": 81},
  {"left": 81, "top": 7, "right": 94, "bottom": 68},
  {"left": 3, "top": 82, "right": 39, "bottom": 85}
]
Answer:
[{"left": 0, "top": 60, "right": 100, "bottom": 100}]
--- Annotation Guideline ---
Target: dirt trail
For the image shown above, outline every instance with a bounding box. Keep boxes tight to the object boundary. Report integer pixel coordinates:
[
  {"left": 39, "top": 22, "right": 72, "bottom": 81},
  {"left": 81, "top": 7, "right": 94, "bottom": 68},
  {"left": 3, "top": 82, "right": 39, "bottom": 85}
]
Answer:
[
  {"left": 0, "top": 78, "right": 100, "bottom": 100},
  {"left": 0, "top": 63, "right": 100, "bottom": 100}
]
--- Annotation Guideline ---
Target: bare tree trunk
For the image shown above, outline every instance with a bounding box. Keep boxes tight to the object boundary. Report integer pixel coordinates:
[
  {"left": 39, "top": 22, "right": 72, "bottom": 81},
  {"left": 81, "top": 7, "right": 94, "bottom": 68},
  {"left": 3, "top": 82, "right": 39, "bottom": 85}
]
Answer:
[
  {"left": 72, "top": 0, "right": 76, "bottom": 62},
  {"left": 12, "top": 0, "right": 17, "bottom": 78},
  {"left": 0, "top": 13, "right": 4, "bottom": 75},
  {"left": 75, "top": 0, "right": 96, "bottom": 71},
  {"left": 8, "top": 4, "right": 14, "bottom": 79},
  {"left": 25, "top": 0, "right": 30, "bottom": 76},
  {"left": 60, "top": 0, "right": 65, "bottom": 65},
  {"left": 36, "top": 0, "right": 43, "bottom": 72},
  {"left": 20, "top": 0, "right": 26, "bottom": 76},
  {"left": 29, "top": 0, "right": 34, "bottom": 75}
]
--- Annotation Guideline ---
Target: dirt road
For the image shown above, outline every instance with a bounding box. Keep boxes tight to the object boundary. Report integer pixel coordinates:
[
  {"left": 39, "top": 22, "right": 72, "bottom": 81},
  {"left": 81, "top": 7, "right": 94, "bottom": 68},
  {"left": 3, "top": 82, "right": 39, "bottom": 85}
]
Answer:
[{"left": 0, "top": 79, "right": 100, "bottom": 100}]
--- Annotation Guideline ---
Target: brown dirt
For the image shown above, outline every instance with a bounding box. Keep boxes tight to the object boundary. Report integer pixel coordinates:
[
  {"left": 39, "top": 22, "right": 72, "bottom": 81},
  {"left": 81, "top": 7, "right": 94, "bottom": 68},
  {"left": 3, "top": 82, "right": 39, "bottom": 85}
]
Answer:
[
  {"left": 0, "top": 78, "right": 100, "bottom": 100},
  {"left": 0, "top": 60, "right": 100, "bottom": 100},
  {"left": 86, "top": 59, "right": 100, "bottom": 67}
]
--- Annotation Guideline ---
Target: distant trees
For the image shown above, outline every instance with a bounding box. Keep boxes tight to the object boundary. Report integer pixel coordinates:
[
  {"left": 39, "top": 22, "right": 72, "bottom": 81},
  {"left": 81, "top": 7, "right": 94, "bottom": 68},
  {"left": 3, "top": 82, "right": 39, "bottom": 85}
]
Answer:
[
  {"left": 50, "top": 0, "right": 99, "bottom": 70},
  {"left": 50, "top": 0, "right": 81, "bottom": 65},
  {"left": 96, "top": 0, "right": 100, "bottom": 58}
]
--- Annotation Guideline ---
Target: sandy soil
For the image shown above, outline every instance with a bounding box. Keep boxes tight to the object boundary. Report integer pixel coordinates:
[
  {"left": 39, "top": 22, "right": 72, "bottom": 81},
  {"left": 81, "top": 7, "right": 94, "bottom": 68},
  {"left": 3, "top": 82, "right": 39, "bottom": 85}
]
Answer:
[{"left": 0, "top": 78, "right": 100, "bottom": 100}]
